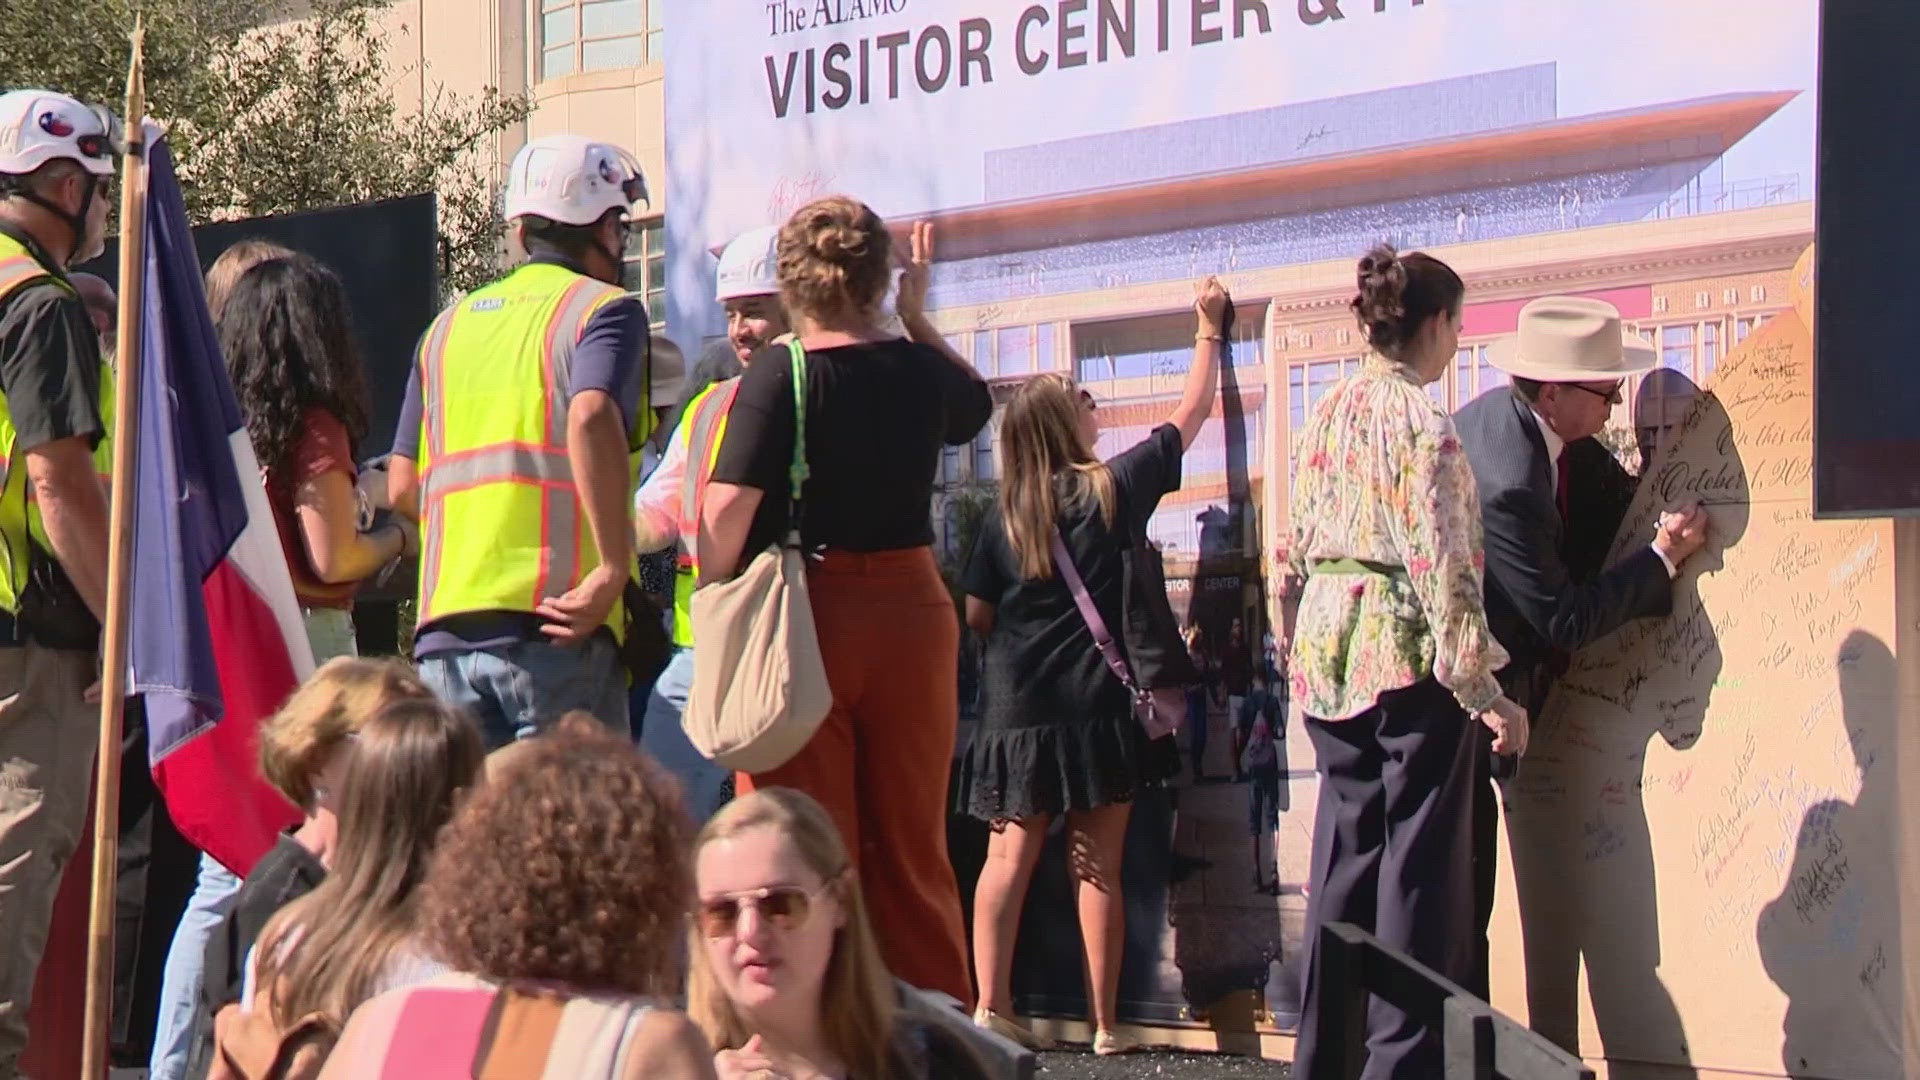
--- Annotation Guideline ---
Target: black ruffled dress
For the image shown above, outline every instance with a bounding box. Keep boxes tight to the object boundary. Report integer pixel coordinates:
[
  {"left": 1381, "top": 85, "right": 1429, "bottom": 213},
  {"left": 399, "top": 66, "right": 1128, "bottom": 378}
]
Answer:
[{"left": 954, "top": 424, "right": 1184, "bottom": 821}]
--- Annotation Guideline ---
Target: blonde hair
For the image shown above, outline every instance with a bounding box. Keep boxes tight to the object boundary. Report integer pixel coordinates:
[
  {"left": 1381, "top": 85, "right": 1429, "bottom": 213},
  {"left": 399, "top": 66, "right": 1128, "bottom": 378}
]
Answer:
[
  {"left": 257, "top": 657, "right": 434, "bottom": 810},
  {"left": 999, "top": 372, "right": 1115, "bottom": 579},
  {"left": 776, "top": 196, "right": 892, "bottom": 327},
  {"left": 204, "top": 238, "right": 293, "bottom": 323},
  {"left": 687, "top": 789, "right": 897, "bottom": 1079},
  {"left": 255, "top": 698, "right": 486, "bottom": 1032}
]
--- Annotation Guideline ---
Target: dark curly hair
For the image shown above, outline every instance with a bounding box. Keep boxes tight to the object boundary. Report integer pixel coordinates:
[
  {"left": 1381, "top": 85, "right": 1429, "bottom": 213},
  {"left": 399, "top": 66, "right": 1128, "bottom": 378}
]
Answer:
[
  {"left": 217, "top": 253, "right": 371, "bottom": 490},
  {"left": 420, "top": 721, "right": 690, "bottom": 997},
  {"left": 1349, "top": 243, "right": 1464, "bottom": 361}
]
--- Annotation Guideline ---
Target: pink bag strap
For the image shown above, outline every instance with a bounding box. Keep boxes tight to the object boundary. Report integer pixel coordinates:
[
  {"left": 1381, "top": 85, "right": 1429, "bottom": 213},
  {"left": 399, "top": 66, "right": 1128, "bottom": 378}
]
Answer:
[{"left": 1050, "top": 529, "right": 1138, "bottom": 693}]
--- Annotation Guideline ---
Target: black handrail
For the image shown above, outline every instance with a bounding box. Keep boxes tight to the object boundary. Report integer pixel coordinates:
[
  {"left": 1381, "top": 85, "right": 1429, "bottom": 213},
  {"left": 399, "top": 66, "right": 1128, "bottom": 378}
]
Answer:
[{"left": 1314, "top": 922, "right": 1595, "bottom": 1080}]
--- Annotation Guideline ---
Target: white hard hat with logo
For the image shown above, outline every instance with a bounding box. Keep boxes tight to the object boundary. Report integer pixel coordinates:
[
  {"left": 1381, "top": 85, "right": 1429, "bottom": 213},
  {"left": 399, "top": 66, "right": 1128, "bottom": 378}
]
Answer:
[
  {"left": 504, "top": 134, "right": 648, "bottom": 226},
  {"left": 0, "top": 89, "right": 120, "bottom": 177},
  {"left": 714, "top": 225, "right": 781, "bottom": 302}
]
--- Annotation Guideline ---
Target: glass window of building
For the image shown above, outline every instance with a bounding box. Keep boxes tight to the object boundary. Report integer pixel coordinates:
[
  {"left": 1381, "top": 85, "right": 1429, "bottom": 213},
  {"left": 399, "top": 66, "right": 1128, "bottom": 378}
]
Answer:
[
  {"left": 973, "top": 422, "right": 996, "bottom": 482},
  {"left": 996, "top": 325, "right": 1034, "bottom": 378},
  {"left": 1702, "top": 320, "right": 1721, "bottom": 375},
  {"left": 1072, "top": 306, "right": 1266, "bottom": 385},
  {"left": 620, "top": 217, "right": 667, "bottom": 330},
  {"left": 1034, "top": 323, "right": 1057, "bottom": 372},
  {"left": 538, "top": 0, "right": 661, "bottom": 81},
  {"left": 1661, "top": 324, "right": 1695, "bottom": 372},
  {"left": 971, "top": 331, "right": 994, "bottom": 376}
]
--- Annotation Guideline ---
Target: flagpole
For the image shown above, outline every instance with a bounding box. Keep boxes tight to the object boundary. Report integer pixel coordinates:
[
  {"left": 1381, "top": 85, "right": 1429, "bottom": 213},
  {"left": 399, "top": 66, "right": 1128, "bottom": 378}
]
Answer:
[{"left": 81, "top": 20, "right": 147, "bottom": 1079}]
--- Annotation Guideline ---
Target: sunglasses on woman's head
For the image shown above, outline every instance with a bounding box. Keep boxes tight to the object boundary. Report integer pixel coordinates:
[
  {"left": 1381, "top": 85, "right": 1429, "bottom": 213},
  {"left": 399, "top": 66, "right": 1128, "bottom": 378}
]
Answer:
[
  {"left": 1078, "top": 390, "right": 1097, "bottom": 412},
  {"left": 699, "top": 883, "right": 832, "bottom": 938}
]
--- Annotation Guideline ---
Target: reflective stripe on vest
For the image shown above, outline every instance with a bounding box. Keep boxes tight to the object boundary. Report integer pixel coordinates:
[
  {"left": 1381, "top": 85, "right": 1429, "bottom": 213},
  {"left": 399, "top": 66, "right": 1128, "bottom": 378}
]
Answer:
[
  {"left": 667, "top": 377, "right": 740, "bottom": 647},
  {"left": 414, "top": 263, "right": 645, "bottom": 636},
  {"left": 0, "top": 239, "right": 109, "bottom": 615}
]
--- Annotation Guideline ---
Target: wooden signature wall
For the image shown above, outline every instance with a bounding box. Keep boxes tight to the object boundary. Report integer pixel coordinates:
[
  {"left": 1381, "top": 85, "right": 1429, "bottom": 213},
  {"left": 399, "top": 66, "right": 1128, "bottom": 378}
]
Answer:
[{"left": 1490, "top": 245, "right": 1919, "bottom": 1078}]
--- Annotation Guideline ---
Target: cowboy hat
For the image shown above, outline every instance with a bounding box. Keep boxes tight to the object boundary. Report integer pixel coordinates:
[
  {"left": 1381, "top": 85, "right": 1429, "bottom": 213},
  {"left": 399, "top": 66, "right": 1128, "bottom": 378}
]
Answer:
[{"left": 1488, "top": 296, "right": 1656, "bottom": 382}]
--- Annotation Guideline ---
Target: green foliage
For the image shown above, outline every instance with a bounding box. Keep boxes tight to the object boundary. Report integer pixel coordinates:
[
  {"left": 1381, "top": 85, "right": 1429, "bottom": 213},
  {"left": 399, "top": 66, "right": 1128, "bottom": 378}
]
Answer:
[
  {"left": 937, "top": 480, "right": 998, "bottom": 609},
  {"left": 0, "top": 0, "right": 528, "bottom": 296},
  {"left": 1596, "top": 420, "right": 1641, "bottom": 476}
]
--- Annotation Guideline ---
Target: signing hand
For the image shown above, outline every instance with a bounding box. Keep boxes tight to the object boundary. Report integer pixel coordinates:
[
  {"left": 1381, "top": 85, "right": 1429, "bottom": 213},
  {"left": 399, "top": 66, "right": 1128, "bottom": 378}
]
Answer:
[
  {"left": 715, "top": 1036, "right": 789, "bottom": 1080},
  {"left": 895, "top": 220, "right": 934, "bottom": 326},
  {"left": 1654, "top": 501, "right": 1711, "bottom": 567},
  {"left": 1477, "top": 695, "right": 1530, "bottom": 757},
  {"left": 536, "top": 565, "right": 626, "bottom": 645}
]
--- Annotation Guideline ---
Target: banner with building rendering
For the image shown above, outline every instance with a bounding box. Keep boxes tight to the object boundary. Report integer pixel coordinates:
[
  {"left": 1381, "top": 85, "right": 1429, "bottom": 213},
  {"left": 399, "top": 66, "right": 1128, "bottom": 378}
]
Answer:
[{"left": 665, "top": 0, "right": 1826, "bottom": 1070}]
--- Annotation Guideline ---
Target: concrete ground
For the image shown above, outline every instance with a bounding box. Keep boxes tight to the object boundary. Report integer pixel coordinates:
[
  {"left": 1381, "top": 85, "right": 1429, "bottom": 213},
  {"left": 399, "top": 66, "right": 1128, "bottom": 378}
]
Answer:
[{"left": 1038, "top": 1049, "right": 1291, "bottom": 1077}]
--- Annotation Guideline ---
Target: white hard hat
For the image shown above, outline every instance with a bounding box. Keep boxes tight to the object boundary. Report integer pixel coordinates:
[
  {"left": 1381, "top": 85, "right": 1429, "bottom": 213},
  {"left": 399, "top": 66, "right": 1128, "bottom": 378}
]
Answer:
[
  {"left": 0, "top": 90, "right": 119, "bottom": 178},
  {"left": 504, "top": 134, "right": 647, "bottom": 227},
  {"left": 714, "top": 225, "right": 781, "bottom": 302}
]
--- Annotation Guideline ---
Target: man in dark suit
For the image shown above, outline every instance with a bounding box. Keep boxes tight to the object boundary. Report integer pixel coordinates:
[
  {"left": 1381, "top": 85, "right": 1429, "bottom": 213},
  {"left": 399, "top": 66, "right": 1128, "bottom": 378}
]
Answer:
[{"left": 1453, "top": 296, "right": 1710, "bottom": 998}]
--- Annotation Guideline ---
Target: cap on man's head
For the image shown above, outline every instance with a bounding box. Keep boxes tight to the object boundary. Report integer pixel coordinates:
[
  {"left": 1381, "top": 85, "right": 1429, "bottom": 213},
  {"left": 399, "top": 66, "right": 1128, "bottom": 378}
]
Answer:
[{"left": 714, "top": 225, "right": 781, "bottom": 303}]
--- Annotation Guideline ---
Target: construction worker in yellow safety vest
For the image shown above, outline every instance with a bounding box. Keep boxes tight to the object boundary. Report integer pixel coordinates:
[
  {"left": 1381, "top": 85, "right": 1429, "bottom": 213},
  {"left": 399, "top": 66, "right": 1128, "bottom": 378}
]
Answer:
[
  {"left": 388, "top": 134, "right": 654, "bottom": 748},
  {"left": 631, "top": 224, "right": 788, "bottom": 822},
  {"left": 0, "top": 87, "right": 124, "bottom": 1072}
]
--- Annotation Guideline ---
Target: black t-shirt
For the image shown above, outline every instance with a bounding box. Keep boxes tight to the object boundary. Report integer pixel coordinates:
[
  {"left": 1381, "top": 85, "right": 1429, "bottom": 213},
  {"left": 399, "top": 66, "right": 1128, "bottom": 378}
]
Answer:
[
  {"left": 710, "top": 338, "right": 991, "bottom": 555},
  {"left": 0, "top": 223, "right": 105, "bottom": 644},
  {"left": 188, "top": 832, "right": 327, "bottom": 1076},
  {"left": 963, "top": 424, "right": 1183, "bottom": 731}
]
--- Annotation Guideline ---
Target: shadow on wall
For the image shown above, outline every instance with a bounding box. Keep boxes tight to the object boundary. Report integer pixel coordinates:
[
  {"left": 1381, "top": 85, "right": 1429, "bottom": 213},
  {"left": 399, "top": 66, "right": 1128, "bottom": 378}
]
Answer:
[
  {"left": 1756, "top": 630, "right": 1902, "bottom": 1079},
  {"left": 1507, "top": 383, "right": 1750, "bottom": 1076}
]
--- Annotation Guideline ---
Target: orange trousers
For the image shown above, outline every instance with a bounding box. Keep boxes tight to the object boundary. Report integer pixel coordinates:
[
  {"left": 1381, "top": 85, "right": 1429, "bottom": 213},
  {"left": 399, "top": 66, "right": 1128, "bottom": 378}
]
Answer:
[{"left": 737, "top": 547, "right": 972, "bottom": 1005}]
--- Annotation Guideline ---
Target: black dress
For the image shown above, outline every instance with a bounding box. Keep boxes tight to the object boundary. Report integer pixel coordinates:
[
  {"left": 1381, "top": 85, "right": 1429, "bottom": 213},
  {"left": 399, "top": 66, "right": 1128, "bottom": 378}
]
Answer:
[{"left": 955, "top": 424, "right": 1184, "bottom": 820}]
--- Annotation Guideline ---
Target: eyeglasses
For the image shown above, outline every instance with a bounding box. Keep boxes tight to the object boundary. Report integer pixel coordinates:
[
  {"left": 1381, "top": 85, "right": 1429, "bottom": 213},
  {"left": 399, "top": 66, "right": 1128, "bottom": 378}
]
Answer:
[
  {"left": 1567, "top": 381, "right": 1624, "bottom": 406},
  {"left": 1078, "top": 389, "right": 1097, "bottom": 412},
  {"left": 698, "top": 883, "right": 834, "bottom": 939}
]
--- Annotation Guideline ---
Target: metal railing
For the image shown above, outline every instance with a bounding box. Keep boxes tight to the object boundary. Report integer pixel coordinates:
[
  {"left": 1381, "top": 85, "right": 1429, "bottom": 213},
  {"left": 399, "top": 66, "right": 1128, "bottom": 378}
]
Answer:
[{"left": 1315, "top": 922, "right": 1595, "bottom": 1080}]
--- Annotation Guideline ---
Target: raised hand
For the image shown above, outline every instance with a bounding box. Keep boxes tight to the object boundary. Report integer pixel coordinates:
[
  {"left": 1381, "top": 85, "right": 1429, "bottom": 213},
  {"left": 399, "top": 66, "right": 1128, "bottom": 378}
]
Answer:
[
  {"left": 896, "top": 220, "right": 934, "bottom": 326},
  {"left": 1196, "top": 275, "right": 1230, "bottom": 335}
]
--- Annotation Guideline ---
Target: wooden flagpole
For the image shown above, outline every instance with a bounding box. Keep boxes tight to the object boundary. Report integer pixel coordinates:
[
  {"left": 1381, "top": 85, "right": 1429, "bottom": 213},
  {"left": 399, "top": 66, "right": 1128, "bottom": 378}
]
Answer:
[{"left": 81, "top": 20, "right": 147, "bottom": 1079}]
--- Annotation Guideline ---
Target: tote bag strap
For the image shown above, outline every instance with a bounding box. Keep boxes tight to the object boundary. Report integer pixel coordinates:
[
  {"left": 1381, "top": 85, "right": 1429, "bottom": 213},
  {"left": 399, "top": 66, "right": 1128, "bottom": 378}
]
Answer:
[
  {"left": 784, "top": 338, "right": 810, "bottom": 542},
  {"left": 1050, "top": 529, "right": 1137, "bottom": 693}
]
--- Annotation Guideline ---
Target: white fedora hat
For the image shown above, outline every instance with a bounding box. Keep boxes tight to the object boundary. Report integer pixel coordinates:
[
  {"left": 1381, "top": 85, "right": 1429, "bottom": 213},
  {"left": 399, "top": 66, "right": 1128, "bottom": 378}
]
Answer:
[{"left": 1488, "top": 296, "right": 1656, "bottom": 382}]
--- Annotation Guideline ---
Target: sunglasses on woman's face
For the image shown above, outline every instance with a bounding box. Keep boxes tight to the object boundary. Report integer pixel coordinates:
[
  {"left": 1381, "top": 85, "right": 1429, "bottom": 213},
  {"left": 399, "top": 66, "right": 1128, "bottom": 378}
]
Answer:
[{"left": 699, "top": 884, "right": 829, "bottom": 939}]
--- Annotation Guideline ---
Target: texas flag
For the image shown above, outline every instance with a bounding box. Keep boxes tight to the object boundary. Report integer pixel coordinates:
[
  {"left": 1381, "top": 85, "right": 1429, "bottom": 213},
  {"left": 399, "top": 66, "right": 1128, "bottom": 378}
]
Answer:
[{"left": 131, "top": 125, "right": 311, "bottom": 875}]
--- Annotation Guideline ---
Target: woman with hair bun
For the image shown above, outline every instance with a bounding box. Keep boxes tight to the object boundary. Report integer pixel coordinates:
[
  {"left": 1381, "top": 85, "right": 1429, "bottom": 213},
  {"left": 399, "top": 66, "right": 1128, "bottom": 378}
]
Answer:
[
  {"left": 699, "top": 200, "right": 990, "bottom": 1005},
  {"left": 1286, "top": 244, "right": 1526, "bottom": 1077}
]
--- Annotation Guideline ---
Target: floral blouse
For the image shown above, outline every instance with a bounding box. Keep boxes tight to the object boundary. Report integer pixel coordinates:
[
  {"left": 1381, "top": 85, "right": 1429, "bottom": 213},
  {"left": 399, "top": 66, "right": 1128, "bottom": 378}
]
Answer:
[{"left": 1286, "top": 356, "right": 1508, "bottom": 720}]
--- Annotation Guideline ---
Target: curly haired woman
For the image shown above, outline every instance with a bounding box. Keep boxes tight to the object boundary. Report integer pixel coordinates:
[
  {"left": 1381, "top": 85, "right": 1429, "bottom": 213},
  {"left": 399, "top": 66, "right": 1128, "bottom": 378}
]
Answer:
[{"left": 318, "top": 719, "right": 715, "bottom": 1078}]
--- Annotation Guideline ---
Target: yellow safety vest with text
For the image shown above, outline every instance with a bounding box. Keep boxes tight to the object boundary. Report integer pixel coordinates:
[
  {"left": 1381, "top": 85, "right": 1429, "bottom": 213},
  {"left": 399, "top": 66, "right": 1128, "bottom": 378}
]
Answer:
[
  {"left": 0, "top": 233, "right": 111, "bottom": 615},
  {"left": 414, "top": 262, "right": 651, "bottom": 639},
  {"left": 669, "top": 376, "right": 740, "bottom": 647}
]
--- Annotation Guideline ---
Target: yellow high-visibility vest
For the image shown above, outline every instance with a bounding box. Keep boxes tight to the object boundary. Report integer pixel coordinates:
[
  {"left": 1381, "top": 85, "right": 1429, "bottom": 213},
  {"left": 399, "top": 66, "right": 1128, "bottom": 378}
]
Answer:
[
  {"left": 0, "top": 232, "right": 110, "bottom": 615},
  {"left": 668, "top": 376, "right": 740, "bottom": 647},
  {"left": 414, "top": 261, "right": 651, "bottom": 640}
]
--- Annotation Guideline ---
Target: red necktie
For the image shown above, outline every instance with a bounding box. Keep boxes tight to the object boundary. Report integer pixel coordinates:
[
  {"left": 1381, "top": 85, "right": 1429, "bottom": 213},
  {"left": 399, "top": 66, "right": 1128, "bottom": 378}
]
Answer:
[{"left": 1556, "top": 452, "right": 1571, "bottom": 524}]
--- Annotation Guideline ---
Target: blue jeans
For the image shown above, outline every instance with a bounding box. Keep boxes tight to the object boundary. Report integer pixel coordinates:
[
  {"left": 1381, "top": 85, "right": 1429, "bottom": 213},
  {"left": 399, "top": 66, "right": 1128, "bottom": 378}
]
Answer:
[
  {"left": 418, "top": 634, "right": 628, "bottom": 749},
  {"left": 148, "top": 852, "right": 241, "bottom": 1080},
  {"left": 638, "top": 647, "right": 729, "bottom": 824}
]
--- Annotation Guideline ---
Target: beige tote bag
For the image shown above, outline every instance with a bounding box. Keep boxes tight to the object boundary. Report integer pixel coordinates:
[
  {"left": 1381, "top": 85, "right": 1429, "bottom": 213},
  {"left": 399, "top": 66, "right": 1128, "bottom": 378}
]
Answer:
[{"left": 685, "top": 340, "right": 832, "bottom": 773}]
